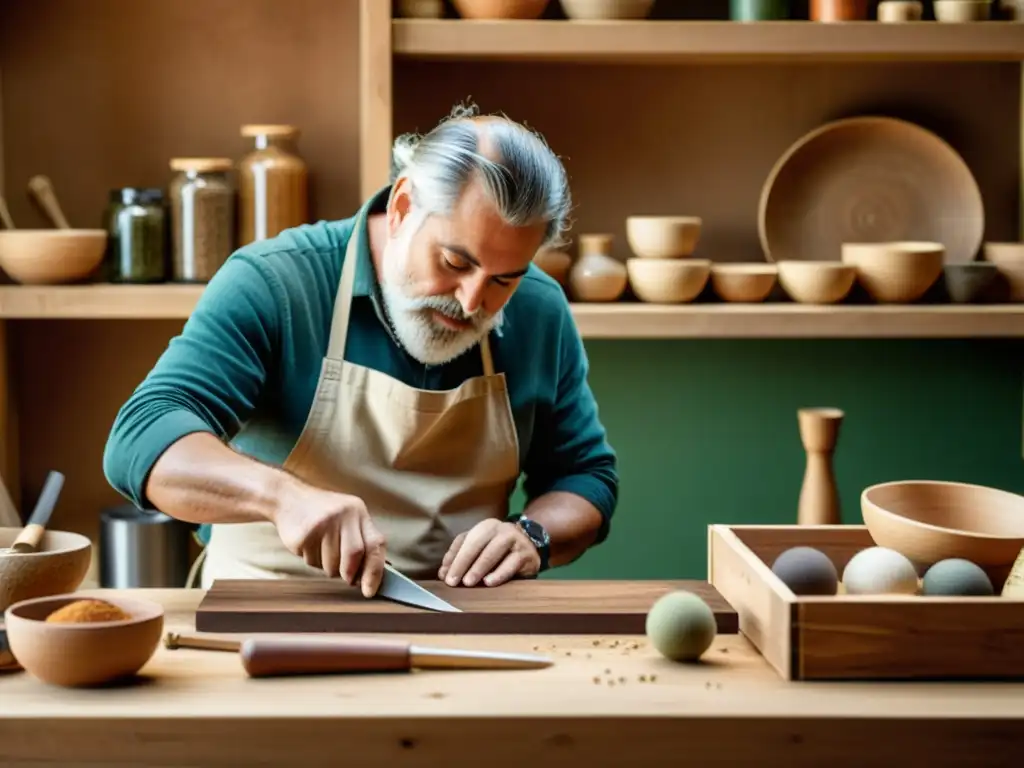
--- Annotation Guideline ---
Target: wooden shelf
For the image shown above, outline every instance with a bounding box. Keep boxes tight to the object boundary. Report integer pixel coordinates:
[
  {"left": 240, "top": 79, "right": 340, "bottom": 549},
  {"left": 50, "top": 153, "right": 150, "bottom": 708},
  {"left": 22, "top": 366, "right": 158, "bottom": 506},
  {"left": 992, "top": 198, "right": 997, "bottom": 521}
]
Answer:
[
  {"left": 1, "top": 285, "right": 1023, "bottom": 337},
  {"left": 393, "top": 19, "right": 1024, "bottom": 63}
]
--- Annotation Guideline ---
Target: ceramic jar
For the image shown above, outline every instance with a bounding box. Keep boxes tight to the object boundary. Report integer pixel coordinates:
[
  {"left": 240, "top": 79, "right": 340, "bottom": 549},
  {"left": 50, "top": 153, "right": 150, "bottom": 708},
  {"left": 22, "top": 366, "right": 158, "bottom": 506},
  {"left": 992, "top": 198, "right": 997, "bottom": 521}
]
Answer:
[
  {"left": 568, "top": 234, "right": 628, "bottom": 302},
  {"left": 533, "top": 246, "right": 572, "bottom": 286},
  {"left": 811, "top": 0, "right": 868, "bottom": 20}
]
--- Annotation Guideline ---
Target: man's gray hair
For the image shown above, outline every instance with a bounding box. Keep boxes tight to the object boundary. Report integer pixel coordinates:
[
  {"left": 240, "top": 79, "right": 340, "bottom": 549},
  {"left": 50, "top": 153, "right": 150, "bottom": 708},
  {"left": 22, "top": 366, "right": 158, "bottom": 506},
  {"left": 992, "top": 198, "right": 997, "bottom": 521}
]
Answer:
[{"left": 389, "top": 101, "right": 572, "bottom": 248}]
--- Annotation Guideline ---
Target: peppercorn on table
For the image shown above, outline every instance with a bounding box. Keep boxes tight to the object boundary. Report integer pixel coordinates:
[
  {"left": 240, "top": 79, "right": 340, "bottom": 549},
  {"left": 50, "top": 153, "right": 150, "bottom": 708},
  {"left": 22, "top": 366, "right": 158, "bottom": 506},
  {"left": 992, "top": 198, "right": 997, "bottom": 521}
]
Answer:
[{"left": 1, "top": 588, "right": 1022, "bottom": 767}]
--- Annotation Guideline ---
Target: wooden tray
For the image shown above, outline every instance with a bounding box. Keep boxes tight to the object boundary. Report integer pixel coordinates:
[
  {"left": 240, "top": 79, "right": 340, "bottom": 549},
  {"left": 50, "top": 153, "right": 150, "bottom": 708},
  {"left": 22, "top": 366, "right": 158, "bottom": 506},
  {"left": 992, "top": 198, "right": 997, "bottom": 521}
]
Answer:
[
  {"left": 195, "top": 578, "right": 739, "bottom": 635},
  {"left": 708, "top": 524, "right": 1024, "bottom": 681}
]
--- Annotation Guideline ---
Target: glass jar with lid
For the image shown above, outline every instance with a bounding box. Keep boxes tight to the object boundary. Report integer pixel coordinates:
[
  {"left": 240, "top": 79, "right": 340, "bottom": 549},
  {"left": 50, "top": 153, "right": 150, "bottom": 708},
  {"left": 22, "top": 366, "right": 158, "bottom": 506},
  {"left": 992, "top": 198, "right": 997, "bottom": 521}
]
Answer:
[
  {"left": 104, "top": 188, "right": 168, "bottom": 283},
  {"left": 238, "top": 124, "right": 308, "bottom": 245},
  {"left": 168, "top": 157, "right": 235, "bottom": 283}
]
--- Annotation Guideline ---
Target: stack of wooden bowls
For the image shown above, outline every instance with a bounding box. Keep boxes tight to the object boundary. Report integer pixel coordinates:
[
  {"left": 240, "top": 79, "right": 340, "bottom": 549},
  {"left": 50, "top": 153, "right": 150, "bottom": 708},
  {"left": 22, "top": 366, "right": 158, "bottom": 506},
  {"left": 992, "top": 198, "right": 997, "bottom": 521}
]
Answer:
[{"left": 624, "top": 216, "right": 708, "bottom": 303}]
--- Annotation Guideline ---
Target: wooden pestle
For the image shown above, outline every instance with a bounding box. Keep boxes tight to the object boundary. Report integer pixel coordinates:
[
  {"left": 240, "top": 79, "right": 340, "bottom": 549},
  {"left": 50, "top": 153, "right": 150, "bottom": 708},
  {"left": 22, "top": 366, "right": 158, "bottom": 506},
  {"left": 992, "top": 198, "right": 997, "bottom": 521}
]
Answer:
[
  {"left": 797, "top": 407, "right": 844, "bottom": 525},
  {"left": 27, "top": 175, "right": 71, "bottom": 229}
]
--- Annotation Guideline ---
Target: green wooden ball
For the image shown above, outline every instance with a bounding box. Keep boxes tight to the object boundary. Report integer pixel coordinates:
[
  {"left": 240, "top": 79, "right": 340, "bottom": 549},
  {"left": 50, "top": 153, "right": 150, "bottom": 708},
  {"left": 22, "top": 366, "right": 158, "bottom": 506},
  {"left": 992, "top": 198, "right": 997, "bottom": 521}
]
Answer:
[{"left": 645, "top": 590, "right": 717, "bottom": 662}]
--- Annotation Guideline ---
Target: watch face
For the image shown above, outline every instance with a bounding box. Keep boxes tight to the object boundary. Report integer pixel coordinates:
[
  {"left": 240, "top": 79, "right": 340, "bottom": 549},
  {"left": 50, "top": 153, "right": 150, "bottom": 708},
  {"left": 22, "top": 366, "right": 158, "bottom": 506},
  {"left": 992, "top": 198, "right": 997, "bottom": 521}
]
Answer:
[{"left": 520, "top": 517, "right": 549, "bottom": 547}]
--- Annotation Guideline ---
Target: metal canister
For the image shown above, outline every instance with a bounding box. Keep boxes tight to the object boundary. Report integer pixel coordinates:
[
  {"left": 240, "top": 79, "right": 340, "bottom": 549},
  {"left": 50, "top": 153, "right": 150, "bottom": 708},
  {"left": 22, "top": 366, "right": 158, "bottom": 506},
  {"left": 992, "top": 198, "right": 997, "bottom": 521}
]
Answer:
[{"left": 99, "top": 505, "right": 192, "bottom": 588}]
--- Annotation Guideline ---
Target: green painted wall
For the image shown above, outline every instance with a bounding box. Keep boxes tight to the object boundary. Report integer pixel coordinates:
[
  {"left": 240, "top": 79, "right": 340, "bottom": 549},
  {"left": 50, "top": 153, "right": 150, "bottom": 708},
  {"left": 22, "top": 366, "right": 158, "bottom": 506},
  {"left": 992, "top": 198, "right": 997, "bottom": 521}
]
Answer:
[{"left": 521, "top": 339, "right": 1024, "bottom": 580}]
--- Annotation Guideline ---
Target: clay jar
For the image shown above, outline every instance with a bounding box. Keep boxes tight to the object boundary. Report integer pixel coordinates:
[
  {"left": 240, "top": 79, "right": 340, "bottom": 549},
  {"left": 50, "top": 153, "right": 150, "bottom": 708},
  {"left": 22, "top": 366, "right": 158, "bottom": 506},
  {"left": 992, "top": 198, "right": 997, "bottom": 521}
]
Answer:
[
  {"left": 811, "top": 0, "right": 868, "bottom": 19},
  {"left": 568, "top": 234, "right": 628, "bottom": 302},
  {"left": 533, "top": 246, "right": 572, "bottom": 286}
]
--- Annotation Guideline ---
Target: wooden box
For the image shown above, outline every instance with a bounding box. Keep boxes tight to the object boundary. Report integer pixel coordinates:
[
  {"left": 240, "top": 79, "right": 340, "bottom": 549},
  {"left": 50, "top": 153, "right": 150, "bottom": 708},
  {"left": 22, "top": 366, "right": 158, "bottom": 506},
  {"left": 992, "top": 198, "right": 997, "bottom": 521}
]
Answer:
[{"left": 707, "top": 524, "right": 1024, "bottom": 681}]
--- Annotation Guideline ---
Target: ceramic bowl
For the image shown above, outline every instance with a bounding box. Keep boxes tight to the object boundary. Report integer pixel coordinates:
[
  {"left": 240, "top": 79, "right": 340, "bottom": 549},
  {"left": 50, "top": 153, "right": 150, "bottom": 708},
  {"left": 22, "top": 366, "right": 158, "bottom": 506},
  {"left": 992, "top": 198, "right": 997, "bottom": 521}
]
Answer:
[
  {"left": 625, "top": 216, "right": 702, "bottom": 259},
  {"left": 942, "top": 262, "right": 998, "bottom": 303},
  {"left": 776, "top": 261, "right": 856, "bottom": 304},
  {"left": 627, "top": 258, "right": 711, "bottom": 303},
  {"left": 934, "top": 0, "right": 991, "bottom": 19},
  {"left": 710, "top": 263, "right": 778, "bottom": 303},
  {"left": 452, "top": 0, "right": 550, "bottom": 18},
  {"left": 876, "top": 0, "right": 923, "bottom": 20},
  {"left": 982, "top": 242, "right": 1024, "bottom": 302},
  {"left": 862, "top": 480, "right": 1024, "bottom": 587},
  {"left": 0, "top": 528, "right": 92, "bottom": 612},
  {"left": 0, "top": 230, "right": 107, "bottom": 285},
  {"left": 560, "top": 0, "right": 655, "bottom": 18},
  {"left": 4, "top": 593, "right": 164, "bottom": 687},
  {"left": 840, "top": 241, "right": 945, "bottom": 303}
]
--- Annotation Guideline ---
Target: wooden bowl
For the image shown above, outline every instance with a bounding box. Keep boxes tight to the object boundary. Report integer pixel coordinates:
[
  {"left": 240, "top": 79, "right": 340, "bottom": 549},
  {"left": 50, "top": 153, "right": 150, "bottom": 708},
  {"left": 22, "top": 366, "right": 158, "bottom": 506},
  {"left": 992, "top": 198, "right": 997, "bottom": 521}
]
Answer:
[
  {"left": 861, "top": 480, "right": 1024, "bottom": 587},
  {"left": 4, "top": 593, "right": 164, "bottom": 687},
  {"left": 981, "top": 242, "right": 1024, "bottom": 301},
  {"left": 934, "top": 0, "right": 991, "bottom": 20},
  {"left": 0, "top": 230, "right": 107, "bottom": 284},
  {"left": 777, "top": 261, "right": 856, "bottom": 304},
  {"left": 840, "top": 241, "right": 944, "bottom": 303},
  {"left": 627, "top": 258, "right": 710, "bottom": 303},
  {"left": 759, "top": 117, "right": 984, "bottom": 266},
  {"left": 560, "top": 0, "right": 655, "bottom": 18},
  {"left": 0, "top": 528, "right": 92, "bottom": 612},
  {"left": 876, "top": 0, "right": 923, "bottom": 20},
  {"left": 452, "top": 0, "right": 549, "bottom": 18},
  {"left": 710, "top": 263, "right": 778, "bottom": 303},
  {"left": 942, "top": 262, "right": 998, "bottom": 303},
  {"left": 625, "top": 216, "right": 702, "bottom": 259}
]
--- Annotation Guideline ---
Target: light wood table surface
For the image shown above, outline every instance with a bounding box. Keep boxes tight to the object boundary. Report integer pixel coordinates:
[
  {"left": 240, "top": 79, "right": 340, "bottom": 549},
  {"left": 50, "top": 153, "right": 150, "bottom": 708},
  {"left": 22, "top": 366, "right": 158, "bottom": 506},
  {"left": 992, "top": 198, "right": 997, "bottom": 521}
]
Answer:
[{"left": 2, "top": 587, "right": 1023, "bottom": 767}]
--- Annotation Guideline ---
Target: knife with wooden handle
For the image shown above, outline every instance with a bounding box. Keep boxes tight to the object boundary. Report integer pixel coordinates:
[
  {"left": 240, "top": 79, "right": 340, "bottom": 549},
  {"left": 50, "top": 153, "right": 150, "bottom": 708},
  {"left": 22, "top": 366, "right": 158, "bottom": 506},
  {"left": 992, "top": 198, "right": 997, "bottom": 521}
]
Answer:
[{"left": 237, "top": 635, "right": 553, "bottom": 678}]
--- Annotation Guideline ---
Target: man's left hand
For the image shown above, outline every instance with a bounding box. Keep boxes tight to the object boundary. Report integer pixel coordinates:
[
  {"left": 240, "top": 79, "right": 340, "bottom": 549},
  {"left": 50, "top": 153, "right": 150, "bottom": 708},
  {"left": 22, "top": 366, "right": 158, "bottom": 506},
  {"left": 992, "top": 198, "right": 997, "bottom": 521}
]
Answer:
[{"left": 438, "top": 518, "right": 541, "bottom": 587}]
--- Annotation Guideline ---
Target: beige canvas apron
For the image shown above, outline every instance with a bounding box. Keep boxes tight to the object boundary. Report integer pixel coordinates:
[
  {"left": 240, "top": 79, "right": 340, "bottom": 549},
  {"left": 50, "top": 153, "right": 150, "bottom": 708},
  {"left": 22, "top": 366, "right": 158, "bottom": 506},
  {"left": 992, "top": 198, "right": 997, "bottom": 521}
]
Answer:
[{"left": 194, "top": 210, "right": 520, "bottom": 588}]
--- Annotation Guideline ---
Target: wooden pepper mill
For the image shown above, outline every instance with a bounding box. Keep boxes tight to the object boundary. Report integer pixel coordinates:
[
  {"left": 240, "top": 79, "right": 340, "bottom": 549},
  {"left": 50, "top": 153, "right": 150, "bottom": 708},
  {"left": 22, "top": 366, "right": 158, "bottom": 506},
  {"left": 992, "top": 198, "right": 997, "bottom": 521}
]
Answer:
[{"left": 797, "top": 407, "right": 844, "bottom": 525}]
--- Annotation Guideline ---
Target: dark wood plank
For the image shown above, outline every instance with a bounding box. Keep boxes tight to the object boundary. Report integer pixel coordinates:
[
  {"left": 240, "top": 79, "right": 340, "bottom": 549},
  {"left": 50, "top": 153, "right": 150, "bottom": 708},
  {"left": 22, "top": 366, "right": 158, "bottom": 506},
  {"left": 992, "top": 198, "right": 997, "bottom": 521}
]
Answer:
[{"left": 195, "top": 579, "right": 738, "bottom": 635}]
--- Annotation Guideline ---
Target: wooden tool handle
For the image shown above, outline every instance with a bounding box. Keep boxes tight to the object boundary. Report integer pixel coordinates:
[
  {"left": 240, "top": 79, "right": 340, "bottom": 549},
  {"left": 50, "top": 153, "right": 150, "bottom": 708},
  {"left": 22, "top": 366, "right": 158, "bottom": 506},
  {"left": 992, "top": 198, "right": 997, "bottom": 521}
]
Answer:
[
  {"left": 12, "top": 523, "right": 45, "bottom": 553},
  {"left": 27, "top": 175, "right": 71, "bottom": 229},
  {"left": 239, "top": 636, "right": 411, "bottom": 678}
]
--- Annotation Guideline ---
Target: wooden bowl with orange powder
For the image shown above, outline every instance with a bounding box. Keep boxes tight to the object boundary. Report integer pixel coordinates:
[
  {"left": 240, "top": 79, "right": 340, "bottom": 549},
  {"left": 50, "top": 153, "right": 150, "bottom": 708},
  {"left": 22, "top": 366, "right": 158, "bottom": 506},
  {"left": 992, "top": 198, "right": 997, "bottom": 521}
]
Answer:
[{"left": 4, "top": 593, "right": 164, "bottom": 686}]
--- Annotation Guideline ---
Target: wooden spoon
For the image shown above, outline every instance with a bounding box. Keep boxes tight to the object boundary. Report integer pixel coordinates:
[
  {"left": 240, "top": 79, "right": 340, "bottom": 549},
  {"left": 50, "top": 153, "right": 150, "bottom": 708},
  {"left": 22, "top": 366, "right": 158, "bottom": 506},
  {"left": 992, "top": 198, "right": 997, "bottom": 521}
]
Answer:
[
  {"left": 0, "top": 194, "right": 15, "bottom": 230},
  {"left": 27, "top": 175, "right": 71, "bottom": 229},
  {"left": 10, "top": 470, "right": 65, "bottom": 554}
]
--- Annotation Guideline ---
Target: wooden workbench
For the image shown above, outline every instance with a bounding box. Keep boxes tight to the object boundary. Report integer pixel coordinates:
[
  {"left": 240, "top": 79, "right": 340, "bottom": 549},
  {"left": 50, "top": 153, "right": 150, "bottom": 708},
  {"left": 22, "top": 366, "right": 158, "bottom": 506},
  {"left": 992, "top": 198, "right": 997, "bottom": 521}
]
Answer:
[{"left": 1, "top": 588, "right": 1022, "bottom": 767}]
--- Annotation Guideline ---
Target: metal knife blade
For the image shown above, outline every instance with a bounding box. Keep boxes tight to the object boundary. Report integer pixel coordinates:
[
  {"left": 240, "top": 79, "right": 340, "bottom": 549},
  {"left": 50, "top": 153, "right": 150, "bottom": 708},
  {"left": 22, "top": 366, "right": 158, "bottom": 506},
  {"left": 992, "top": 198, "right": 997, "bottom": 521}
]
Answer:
[{"left": 377, "top": 562, "right": 462, "bottom": 613}]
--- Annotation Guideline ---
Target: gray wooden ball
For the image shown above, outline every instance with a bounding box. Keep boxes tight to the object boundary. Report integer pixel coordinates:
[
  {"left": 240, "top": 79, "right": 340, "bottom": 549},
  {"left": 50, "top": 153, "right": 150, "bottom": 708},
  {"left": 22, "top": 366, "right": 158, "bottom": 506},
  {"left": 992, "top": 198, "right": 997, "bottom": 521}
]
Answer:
[
  {"left": 771, "top": 546, "right": 838, "bottom": 596},
  {"left": 921, "top": 558, "right": 994, "bottom": 596}
]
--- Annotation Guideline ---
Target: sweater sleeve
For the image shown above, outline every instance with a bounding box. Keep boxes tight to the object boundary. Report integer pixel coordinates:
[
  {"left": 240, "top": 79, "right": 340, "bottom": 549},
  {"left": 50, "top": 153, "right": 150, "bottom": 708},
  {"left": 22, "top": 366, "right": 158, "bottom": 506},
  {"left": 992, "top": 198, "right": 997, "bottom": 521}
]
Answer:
[
  {"left": 102, "top": 255, "right": 282, "bottom": 509},
  {"left": 520, "top": 297, "right": 620, "bottom": 544}
]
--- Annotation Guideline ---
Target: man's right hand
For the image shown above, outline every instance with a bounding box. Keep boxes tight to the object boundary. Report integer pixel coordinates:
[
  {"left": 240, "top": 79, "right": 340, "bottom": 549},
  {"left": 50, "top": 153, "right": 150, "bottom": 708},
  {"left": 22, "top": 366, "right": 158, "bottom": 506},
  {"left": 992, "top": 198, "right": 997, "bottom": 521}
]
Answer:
[{"left": 271, "top": 485, "right": 387, "bottom": 597}]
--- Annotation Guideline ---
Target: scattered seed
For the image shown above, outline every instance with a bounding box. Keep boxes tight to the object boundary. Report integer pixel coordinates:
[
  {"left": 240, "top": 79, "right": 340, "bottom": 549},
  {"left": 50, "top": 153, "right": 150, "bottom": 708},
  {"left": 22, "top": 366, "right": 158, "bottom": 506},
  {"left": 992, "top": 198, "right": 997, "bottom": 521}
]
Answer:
[
  {"left": 719, "top": 647, "right": 729, "bottom": 654},
  {"left": 650, "top": 675, "right": 657, "bottom": 682},
  {"left": 592, "top": 676, "right": 601, "bottom": 684},
  {"left": 638, "top": 674, "right": 648, "bottom": 682},
  {"left": 426, "top": 692, "right": 446, "bottom": 699},
  {"left": 592, "top": 640, "right": 601, "bottom": 646},
  {"left": 618, "top": 676, "right": 626, "bottom": 683},
  {"left": 604, "top": 668, "right": 611, "bottom": 674},
  {"left": 533, "top": 645, "right": 540, "bottom": 651},
  {"left": 608, "top": 679, "right": 616, "bottom": 686},
  {"left": 585, "top": 653, "right": 592, "bottom": 659}
]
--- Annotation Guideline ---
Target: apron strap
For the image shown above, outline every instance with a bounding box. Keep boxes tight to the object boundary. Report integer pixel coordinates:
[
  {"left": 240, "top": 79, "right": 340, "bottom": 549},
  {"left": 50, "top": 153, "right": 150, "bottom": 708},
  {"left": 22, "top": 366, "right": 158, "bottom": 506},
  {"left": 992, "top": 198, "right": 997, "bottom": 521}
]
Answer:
[{"left": 324, "top": 203, "right": 497, "bottom": 377}]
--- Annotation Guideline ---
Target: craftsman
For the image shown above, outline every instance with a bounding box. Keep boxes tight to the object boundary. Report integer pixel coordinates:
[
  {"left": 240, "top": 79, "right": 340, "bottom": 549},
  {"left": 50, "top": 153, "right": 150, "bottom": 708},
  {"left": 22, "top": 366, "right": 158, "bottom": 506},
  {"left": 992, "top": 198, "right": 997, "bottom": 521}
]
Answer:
[{"left": 102, "top": 102, "right": 619, "bottom": 597}]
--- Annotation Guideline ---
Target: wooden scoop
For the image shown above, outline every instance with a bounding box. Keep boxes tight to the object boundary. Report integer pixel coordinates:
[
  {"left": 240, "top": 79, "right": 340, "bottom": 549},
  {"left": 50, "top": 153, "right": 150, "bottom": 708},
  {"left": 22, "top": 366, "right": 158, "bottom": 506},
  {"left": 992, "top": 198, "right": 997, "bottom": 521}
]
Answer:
[
  {"left": 165, "top": 632, "right": 553, "bottom": 678},
  {"left": 10, "top": 470, "right": 65, "bottom": 554},
  {"left": 27, "top": 175, "right": 71, "bottom": 229}
]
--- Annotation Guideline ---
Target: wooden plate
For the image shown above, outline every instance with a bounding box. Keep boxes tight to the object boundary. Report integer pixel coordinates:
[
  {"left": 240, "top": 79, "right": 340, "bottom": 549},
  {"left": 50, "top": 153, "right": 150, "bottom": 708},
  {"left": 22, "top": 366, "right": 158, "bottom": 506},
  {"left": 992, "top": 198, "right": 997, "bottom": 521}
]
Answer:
[{"left": 758, "top": 116, "right": 984, "bottom": 265}]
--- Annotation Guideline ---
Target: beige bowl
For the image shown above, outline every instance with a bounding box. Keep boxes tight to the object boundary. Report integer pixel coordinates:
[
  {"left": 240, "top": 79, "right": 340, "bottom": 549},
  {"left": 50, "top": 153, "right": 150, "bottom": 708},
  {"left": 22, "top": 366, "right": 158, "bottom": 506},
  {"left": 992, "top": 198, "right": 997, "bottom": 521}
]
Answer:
[
  {"left": 560, "top": 0, "right": 655, "bottom": 18},
  {"left": 862, "top": 480, "right": 1024, "bottom": 587},
  {"left": 841, "top": 241, "right": 944, "bottom": 303},
  {"left": 5, "top": 593, "right": 164, "bottom": 687},
  {"left": 710, "top": 263, "right": 778, "bottom": 303},
  {"left": 625, "top": 216, "right": 702, "bottom": 259},
  {"left": 0, "top": 528, "right": 92, "bottom": 612},
  {"left": 0, "top": 230, "right": 107, "bottom": 285},
  {"left": 982, "top": 242, "right": 1024, "bottom": 301},
  {"left": 452, "top": 0, "right": 549, "bottom": 18},
  {"left": 777, "top": 261, "right": 856, "bottom": 304},
  {"left": 627, "top": 258, "right": 710, "bottom": 303},
  {"left": 934, "top": 0, "right": 990, "bottom": 19}
]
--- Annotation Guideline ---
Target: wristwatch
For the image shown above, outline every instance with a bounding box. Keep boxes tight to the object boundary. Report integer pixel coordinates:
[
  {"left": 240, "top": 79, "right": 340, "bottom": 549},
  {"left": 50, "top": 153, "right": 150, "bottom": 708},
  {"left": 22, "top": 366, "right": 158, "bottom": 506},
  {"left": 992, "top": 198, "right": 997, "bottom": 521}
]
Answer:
[{"left": 514, "top": 515, "right": 551, "bottom": 573}]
